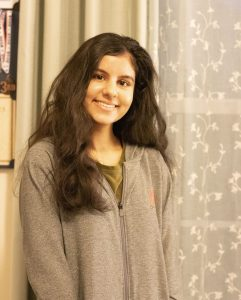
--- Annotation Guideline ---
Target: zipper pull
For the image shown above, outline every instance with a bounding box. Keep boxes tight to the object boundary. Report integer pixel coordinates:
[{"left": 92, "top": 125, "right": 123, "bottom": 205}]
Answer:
[{"left": 118, "top": 203, "right": 124, "bottom": 216}]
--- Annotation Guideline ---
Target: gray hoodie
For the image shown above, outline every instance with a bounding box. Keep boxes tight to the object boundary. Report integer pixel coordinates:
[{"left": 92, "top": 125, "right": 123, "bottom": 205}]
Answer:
[{"left": 20, "top": 140, "right": 182, "bottom": 300}]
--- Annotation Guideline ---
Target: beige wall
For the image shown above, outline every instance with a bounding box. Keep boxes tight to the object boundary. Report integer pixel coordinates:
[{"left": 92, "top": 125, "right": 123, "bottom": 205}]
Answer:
[
  {"left": 0, "top": 169, "right": 27, "bottom": 300},
  {"left": 0, "top": 170, "right": 14, "bottom": 299}
]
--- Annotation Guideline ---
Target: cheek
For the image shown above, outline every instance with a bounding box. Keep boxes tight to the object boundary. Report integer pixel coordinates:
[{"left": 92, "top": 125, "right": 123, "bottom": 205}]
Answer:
[
  {"left": 124, "top": 91, "right": 134, "bottom": 107},
  {"left": 86, "top": 82, "right": 101, "bottom": 99}
]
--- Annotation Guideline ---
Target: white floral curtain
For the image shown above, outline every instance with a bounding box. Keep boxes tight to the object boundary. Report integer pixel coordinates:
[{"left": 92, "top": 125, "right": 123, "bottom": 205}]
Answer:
[{"left": 152, "top": 0, "right": 241, "bottom": 299}]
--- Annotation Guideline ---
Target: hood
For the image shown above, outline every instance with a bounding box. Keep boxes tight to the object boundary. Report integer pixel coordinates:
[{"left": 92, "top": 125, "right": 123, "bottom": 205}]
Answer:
[{"left": 124, "top": 144, "right": 145, "bottom": 162}]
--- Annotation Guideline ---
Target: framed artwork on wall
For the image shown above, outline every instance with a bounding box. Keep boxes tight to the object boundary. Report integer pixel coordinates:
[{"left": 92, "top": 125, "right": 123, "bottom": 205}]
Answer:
[{"left": 0, "top": 2, "right": 19, "bottom": 168}]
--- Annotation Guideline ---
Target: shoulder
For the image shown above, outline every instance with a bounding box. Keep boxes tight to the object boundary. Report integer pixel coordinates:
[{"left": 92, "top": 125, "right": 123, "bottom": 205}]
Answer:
[
  {"left": 23, "top": 138, "right": 55, "bottom": 171},
  {"left": 125, "top": 143, "right": 171, "bottom": 176},
  {"left": 20, "top": 139, "right": 56, "bottom": 193},
  {"left": 143, "top": 146, "right": 167, "bottom": 167},
  {"left": 125, "top": 144, "right": 167, "bottom": 166},
  {"left": 143, "top": 146, "right": 162, "bottom": 159},
  {"left": 142, "top": 146, "right": 172, "bottom": 182}
]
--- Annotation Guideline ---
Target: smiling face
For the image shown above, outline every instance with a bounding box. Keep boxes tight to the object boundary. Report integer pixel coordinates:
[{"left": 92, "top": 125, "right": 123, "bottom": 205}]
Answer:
[{"left": 83, "top": 52, "right": 136, "bottom": 129}]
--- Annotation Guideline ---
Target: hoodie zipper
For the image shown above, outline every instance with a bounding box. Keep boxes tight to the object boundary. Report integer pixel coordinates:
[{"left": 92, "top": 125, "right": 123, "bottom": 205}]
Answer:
[
  {"left": 101, "top": 164, "right": 129, "bottom": 299},
  {"left": 118, "top": 164, "right": 129, "bottom": 300},
  {"left": 118, "top": 202, "right": 129, "bottom": 300}
]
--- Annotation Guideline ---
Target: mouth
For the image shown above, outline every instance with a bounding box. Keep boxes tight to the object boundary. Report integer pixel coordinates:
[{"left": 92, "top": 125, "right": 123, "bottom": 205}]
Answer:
[{"left": 93, "top": 100, "right": 119, "bottom": 110}]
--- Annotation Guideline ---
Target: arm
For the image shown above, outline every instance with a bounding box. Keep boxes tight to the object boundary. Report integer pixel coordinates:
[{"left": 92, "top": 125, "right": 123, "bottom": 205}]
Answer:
[
  {"left": 161, "top": 160, "right": 183, "bottom": 300},
  {"left": 19, "top": 143, "right": 77, "bottom": 300}
]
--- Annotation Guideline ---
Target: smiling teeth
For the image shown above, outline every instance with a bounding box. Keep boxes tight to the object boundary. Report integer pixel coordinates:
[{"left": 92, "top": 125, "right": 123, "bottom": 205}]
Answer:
[{"left": 96, "top": 101, "right": 116, "bottom": 108}]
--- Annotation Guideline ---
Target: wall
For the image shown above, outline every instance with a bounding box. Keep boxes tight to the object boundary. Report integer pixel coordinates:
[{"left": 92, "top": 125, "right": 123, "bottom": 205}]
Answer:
[{"left": 0, "top": 170, "right": 14, "bottom": 299}]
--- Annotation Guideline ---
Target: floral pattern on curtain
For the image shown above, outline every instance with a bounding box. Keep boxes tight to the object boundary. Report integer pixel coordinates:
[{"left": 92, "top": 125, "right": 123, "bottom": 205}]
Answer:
[{"left": 155, "top": 0, "right": 241, "bottom": 299}]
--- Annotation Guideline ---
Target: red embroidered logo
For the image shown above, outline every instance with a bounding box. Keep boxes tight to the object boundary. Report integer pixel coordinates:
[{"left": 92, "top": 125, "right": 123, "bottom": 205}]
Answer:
[{"left": 148, "top": 189, "right": 156, "bottom": 208}]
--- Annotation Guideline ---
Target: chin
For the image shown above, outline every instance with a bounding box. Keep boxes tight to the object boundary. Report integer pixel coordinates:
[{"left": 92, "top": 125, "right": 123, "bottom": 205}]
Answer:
[
  {"left": 93, "top": 118, "right": 116, "bottom": 126},
  {"left": 92, "top": 114, "right": 122, "bottom": 125}
]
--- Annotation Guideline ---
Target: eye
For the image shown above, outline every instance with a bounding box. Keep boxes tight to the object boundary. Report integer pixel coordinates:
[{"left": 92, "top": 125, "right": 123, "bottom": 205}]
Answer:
[
  {"left": 119, "top": 80, "right": 130, "bottom": 87},
  {"left": 93, "top": 73, "right": 104, "bottom": 80}
]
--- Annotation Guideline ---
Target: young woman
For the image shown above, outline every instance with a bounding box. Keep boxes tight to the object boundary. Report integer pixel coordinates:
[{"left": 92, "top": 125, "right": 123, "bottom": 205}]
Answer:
[{"left": 20, "top": 32, "right": 181, "bottom": 300}]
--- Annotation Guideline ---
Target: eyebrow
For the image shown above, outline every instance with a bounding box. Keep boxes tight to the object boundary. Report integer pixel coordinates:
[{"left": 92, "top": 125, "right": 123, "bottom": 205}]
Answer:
[{"left": 95, "top": 68, "right": 135, "bottom": 82}]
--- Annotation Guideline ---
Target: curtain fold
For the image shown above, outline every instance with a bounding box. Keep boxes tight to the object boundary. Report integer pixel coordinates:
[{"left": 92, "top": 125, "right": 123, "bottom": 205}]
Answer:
[
  {"left": 83, "top": 0, "right": 148, "bottom": 45},
  {"left": 42, "top": 0, "right": 84, "bottom": 103}
]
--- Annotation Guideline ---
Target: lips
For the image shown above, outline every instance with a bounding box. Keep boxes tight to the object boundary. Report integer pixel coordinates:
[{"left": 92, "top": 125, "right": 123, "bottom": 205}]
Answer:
[{"left": 93, "top": 100, "right": 119, "bottom": 110}]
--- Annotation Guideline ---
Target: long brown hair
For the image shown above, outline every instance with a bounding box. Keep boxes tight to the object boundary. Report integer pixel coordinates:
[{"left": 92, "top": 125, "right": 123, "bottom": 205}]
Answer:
[{"left": 28, "top": 33, "right": 169, "bottom": 212}]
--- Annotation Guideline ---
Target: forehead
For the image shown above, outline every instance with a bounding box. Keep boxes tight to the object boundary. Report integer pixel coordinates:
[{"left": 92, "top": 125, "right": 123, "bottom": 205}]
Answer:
[{"left": 97, "top": 53, "right": 136, "bottom": 77}]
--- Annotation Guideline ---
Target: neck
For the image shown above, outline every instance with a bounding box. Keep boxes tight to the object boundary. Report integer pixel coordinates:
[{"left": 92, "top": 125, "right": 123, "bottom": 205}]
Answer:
[
  {"left": 89, "top": 125, "right": 121, "bottom": 152},
  {"left": 87, "top": 125, "right": 123, "bottom": 165}
]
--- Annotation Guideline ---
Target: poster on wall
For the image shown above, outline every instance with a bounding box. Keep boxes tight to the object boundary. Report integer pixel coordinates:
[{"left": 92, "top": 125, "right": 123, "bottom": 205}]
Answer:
[{"left": 0, "top": 2, "right": 19, "bottom": 167}]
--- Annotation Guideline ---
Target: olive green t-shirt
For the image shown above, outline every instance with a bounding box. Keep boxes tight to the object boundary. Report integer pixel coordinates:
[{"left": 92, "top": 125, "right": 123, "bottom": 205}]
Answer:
[{"left": 97, "top": 149, "right": 124, "bottom": 204}]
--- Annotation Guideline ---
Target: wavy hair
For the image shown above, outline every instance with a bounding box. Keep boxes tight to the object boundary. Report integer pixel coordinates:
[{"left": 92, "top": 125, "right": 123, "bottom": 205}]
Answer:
[{"left": 29, "top": 32, "right": 170, "bottom": 212}]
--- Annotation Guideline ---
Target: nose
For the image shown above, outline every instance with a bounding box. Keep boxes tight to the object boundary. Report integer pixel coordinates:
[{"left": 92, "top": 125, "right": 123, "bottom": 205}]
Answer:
[{"left": 102, "top": 81, "right": 118, "bottom": 99}]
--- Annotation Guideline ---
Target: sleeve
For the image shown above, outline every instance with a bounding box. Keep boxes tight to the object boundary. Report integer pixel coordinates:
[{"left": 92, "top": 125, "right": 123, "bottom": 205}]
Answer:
[
  {"left": 160, "top": 160, "right": 183, "bottom": 300},
  {"left": 19, "top": 145, "right": 77, "bottom": 300}
]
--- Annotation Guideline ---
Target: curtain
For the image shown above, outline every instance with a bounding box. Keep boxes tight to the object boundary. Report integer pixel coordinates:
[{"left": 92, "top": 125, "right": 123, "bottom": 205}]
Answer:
[
  {"left": 153, "top": 0, "right": 241, "bottom": 299},
  {"left": 9, "top": 1, "right": 147, "bottom": 299}
]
